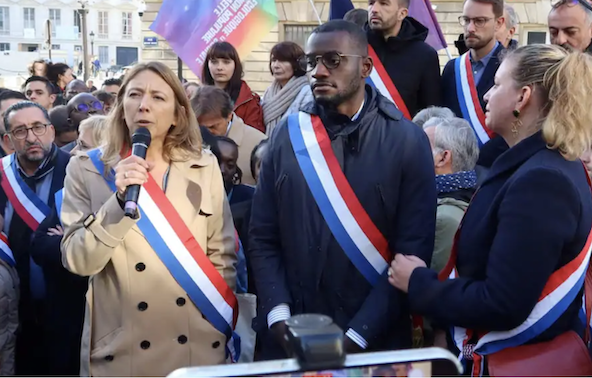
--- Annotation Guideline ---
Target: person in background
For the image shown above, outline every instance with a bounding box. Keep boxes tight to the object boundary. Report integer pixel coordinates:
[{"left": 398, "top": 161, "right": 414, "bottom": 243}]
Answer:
[
  {"left": 101, "top": 78, "right": 122, "bottom": 98},
  {"left": 64, "top": 79, "right": 89, "bottom": 103},
  {"left": 0, "top": 101, "right": 71, "bottom": 375},
  {"left": 71, "top": 115, "right": 107, "bottom": 154},
  {"left": 0, "top": 90, "right": 27, "bottom": 157},
  {"left": 412, "top": 106, "right": 455, "bottom": 127},
  {"left": 28, "top": 59, "right": 47, "bottom": 78},
  {"left": 87, "top": 80, "right": 97, "bottom": 92},
  {"left": 30, "top": 115, "right": 106, "bottom": 376},
  {"left": 46, "top": 63, "right": 74, "bottom": 103},
  {"left": 93, "top": 90, "right": 115, "bottom": 114},
  {"left": 61, "top": 93, "right": 105, "bottom": 152},
  {"left": 183, "top": 81, "right": 200, "bottom": 100},
  {"left": 345, "top": 8, "right": 369, "bottom": 28},
  {"left": 582, "top": 148, "right": 592, "bottom": 178},
  {"left": 496, "top": 4, "right": 520, "bottom": 49},
  {"left": 49, "top": 105, "right": 76, "bottom": 148},
  {"left": 441, "top": 0, "right": 507, "bottom": 175},
  {"left": 250, "top": 139, "right": 269, "bottom": 183},
  {"left": 421, "top": 117, "right": 478, "bottom": 272},
  {"left": 548, "top": 0, "right": 592, "bottom": 52},
  {"left": 250, "top": 20, "right": 436, "bottom": 360},
  {"left": 367, "top": 0, "right": 442, "bottom": 117},
  {"left": 390, "top": 44, "right": 592, "bottom": 376},
  {"left": 192, "top": 86, "right": 266, "bottom": 185},
  {"left": 262, "top": 42, "right": 313, "bottom": 136},
  {"left": 202, "top": 42, "right": 265, "bottom": 133},
  {"left": 24, "top": 76, "right": 56, "bottom": 110},
  {"left": 61, "top": 61, "right": 236, "bottom": 377}
]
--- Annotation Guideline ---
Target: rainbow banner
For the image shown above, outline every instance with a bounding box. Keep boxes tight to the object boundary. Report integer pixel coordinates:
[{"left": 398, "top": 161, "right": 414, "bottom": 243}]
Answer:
[{"left": 150, "top": 0, "right": 278, "bottom": 77}]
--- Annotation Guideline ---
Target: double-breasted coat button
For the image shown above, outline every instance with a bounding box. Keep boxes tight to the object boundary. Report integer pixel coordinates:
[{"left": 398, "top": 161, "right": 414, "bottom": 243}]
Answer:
[
  {"left": 104, "top": 355, "right": 114, "bottom": 362},
  {"left": 138, "top": 302, "right": 148, "bottom": 311},
  {"left": 140, "top": 340, "right": 150, "bottom": 349},
  {"left": 212, "top": 341, "right": 221, "bottom": 349},
  {"left": 176, "top": 297, "right": 186, "bottom": 306},
  {"left": 135, "top": 262, "right": 146, "bottom": 272},
  {"left": 178, "top": 335, "right": 188, "bottom": 344}
]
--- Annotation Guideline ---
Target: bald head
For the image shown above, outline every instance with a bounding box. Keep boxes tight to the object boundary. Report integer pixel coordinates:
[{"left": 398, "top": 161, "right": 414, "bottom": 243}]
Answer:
[
  {"left": 65, "top": 79, "right": 89, "bottom": 102},
  {"left": 549, "top": 2, "right": 592, "bottom": 51}
]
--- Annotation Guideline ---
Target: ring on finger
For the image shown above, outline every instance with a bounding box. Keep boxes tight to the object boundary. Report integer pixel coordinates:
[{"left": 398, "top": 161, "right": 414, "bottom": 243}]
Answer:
[{"left": 124, "top": 171, "right": 129, "bottom": 179}]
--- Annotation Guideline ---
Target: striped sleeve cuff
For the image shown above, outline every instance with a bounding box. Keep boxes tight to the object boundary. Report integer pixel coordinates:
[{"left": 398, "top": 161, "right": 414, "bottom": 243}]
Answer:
[
  {"left": 267, "top": 303, "right": 291, "bottom": 328},
  {"left": 346, "top": 328, "right": 368, "bottom": 349}
]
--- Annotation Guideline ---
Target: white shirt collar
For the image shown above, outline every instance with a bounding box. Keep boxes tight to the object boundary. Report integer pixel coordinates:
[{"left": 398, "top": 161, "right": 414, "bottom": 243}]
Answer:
[{"left": 351, "top": 100, "right": 365, "bottom": 121}]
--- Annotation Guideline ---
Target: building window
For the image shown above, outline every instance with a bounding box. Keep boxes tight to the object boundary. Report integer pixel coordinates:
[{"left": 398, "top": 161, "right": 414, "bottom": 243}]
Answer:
[
  {"left": 74, "top": 45, "right": 82, "bottom": 52},
  {"left": 51, "top": 44, "right": 60, "bottom": 50},
  {"left": 284, "top": 24, "right": 316, "bottom": 48},
  {"left": 0, "top": 7, "right": 9, "bottom": 36},
  {"left": 49, "top": 9, "right": 61, "bottom": 38},
  {"left": 526, "top": 31, "right": 548, "bottom": 44},
  {"left": 99, "top": 46, "right": 109, "bottom": 64},
  {"left": 73, "top": 10, "right": 81, "bottom": 37},
  {"left": 24, "top": 8, "right": 35, "bottom": 30},
  {"left": 122, "top": 12, "right": 132, "bottom": 39},
  {"left": 98, "top": 11, "right": 109, "bottom": 39},
  {"left": 0, "top": 43, "right": 9, "bottom": 51}
]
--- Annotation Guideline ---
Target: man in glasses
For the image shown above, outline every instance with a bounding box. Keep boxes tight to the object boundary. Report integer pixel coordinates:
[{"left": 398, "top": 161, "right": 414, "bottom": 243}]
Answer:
[
  {"left": 366, "top": 0, "right": 441, "bottom": 118},
  {"left": 548, "top": 0, "right": 592, "bottom": 52},
  {"left": 0, "top": 101, "right": 70, "bottom": 375},
  {"left": 250, "top": 20, "right": 436, "bottom": 360},
  {"left": 61, "top": 93, "right": 104, "bottom": 152},
  {"left": 0, "top": 90, "right": 27, "bottom": 157},
  {"left": 441, "top": 0, "right": 508, "bottom": 176}
]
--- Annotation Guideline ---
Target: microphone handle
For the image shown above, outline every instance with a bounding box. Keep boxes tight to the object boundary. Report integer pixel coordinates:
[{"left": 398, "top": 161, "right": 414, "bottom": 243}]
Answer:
[{"left": 123, "top": 142, "right": 149, "bottom": 218}]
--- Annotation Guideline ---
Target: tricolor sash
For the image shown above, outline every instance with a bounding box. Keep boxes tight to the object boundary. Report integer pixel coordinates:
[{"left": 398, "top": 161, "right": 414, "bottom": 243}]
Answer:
[
  {"left": 287, "top": 112, "right": 391, "bottom": 285},
  {"left": 0, "top": 154, "right": 50, "bottom": 231},
  {"left": 367, "top": 46, "right": 411, "bottom": 120},
  {"left": 0, "top": 233, "right": 15, "bottom": 267},
  {"left": 439, "top": 166, "right": 592, "bottom": 376},
  {"left": 454, "top": 53, "right": 494, "bottom": 147},
  {"left": 55, "top": 189, "right": 63, "bottom": 222},
  {"left": 87, "top": 149, "right": 241, "bottom": 362}
]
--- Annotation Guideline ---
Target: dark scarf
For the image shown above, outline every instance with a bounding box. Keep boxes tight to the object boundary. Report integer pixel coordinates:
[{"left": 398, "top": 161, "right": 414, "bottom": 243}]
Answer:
[{"left": 436, "top": 170, "right": 477, "bottom": 193}]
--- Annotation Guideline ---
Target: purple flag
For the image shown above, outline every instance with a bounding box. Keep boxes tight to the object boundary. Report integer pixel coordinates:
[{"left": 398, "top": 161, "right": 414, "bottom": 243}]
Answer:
[{"left": 408, "top": 0, "right": 448, "bottom": 50}]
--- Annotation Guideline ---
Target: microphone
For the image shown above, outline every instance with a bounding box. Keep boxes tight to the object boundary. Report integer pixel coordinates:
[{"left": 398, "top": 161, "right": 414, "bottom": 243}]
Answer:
[{"left": 124, "top": 127, "right": 151, "bottom": 218}]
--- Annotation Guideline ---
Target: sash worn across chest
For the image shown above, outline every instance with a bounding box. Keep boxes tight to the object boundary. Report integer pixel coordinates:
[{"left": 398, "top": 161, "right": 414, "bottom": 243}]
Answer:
[
  {"left": 454, "top": 53, "right": 495, "bottom": 147},
  {"left": 438, "top": 166, "right": 592, "bottom": 375},
  {"left": 0, "top": 233, "right": 15, "bottom": 267},
  {"left": 87, "top": 149, "right": 241, "bottom": 362},
  {"left": 0, "top": 154, "right": 50, "bottom": 231},
  {"left": 367, "top": 46, "right": 411, "bottom": 120},
  {"left": 287, "top": 112, "right": 391, "bottom": 286}
]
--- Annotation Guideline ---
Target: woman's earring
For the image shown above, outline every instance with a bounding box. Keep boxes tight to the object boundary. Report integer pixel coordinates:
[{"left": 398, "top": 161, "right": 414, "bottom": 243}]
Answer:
[
  {"left": 513, "top": 109, "right": 520, "bottom": 118},
  {"left": 511, "top": 109, "right": 521, "bottom": 139}
]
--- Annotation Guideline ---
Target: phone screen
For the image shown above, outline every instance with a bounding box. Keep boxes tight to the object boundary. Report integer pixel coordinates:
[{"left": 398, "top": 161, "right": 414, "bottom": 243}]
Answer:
[{"left": 264, "top": 361, "right": 432, "bottom": 377}]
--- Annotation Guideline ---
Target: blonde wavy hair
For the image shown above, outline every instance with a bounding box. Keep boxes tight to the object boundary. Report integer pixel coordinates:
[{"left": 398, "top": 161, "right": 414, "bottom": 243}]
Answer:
[
  {"left": 79, "top": 115, "right": 108, "bottom": 147},
  {"left": 101, "top": 61, "right": 202, "bottom": 171},
  {"left": 505, "top": 44, "right": 592, "bottom": 160}
]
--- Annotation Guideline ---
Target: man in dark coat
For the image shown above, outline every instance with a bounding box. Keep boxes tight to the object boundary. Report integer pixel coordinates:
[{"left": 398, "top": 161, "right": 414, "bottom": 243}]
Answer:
[
  {"left": 441, "top": 0, "right": 507, "bottom": 172},
  {"left": 0, "top": 101, "right": 70, "bottom": 375},
  {"left": 249, "top": 20, "right": 437, "bottom": 360},
  {"left": 367, "top": 0, "right": 442, "bottom": 117}
]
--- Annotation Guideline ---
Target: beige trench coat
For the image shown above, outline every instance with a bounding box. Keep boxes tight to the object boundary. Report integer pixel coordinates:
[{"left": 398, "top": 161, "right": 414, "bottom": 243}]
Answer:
[{"left": 60, "top": 150, "right": 237, "bottom": 377}]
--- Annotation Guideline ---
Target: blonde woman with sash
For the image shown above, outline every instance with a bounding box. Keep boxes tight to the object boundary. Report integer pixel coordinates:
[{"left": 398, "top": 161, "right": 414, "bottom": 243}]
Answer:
[
  {"left": 60, "top": 61, "right": 237, "bottom": 376},
  {"left": 389, "top": 45, "right": 592, "bottom": 376}
]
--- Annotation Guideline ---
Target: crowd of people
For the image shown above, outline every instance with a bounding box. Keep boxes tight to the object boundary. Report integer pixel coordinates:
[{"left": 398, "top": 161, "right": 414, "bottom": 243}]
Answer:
[{"left": 0, "top": 0, "right": 590, "bottom": 376}]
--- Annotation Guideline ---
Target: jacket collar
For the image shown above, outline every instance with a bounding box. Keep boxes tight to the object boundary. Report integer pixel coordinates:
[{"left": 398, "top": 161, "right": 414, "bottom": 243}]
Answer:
[
  {"left": 235, "top": 81, "right": 254, "bottom": 108},
  {"left": 227, "top": 114, "right": 246, "bottom": 146},
  {"left": 482, "top": 131, "right": 548, "bottom": 185}
]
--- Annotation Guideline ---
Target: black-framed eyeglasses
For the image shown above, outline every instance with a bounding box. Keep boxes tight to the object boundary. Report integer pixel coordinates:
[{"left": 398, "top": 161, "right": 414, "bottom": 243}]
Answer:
[
  {"left": 11, "top": 123, "right": 49, "bottom": 140},
  {"left": 299, "top": 51, "right": 365, "bottom": 72},
  {"left": 74, "top": 101, "right": 103, "bottom": 113},
  {"left": 551, "top": 0, "right": 592, "bottom": 11},
  {"left": 458, "top": 16, "right": 493, "bottom": 28}
]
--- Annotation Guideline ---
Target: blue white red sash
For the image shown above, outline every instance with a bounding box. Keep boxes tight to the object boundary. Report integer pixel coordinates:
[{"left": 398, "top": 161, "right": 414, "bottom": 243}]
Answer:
[
  {"left": 87, "top": 149, "right": 240, "bottom": 362},
  {"left": 0, "top": 154, "right": 50, "bottom": 231},
  {"left": 55, "top": 189, "right": 63, "bottom": 222},
  {"left": 439, "top": 167, "right": 592, "bottom": 376},
  {"left": 0, "top": 233, "right": 15, "bottom": 267},
  {"left": 287, "top": 112, "right": 391, "bottom": 286},
  {"left": 454, "top": 53, "right": 494, "bottom": 147},
  {"left": 367, "top": 46, "right": 411, "bottom": 120}
]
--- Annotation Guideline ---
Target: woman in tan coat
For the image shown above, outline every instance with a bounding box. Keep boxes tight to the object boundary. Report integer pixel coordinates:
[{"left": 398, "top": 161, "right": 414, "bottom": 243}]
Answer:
[{"left": 60, "top": 61, "right": 237, "bottom": 377}]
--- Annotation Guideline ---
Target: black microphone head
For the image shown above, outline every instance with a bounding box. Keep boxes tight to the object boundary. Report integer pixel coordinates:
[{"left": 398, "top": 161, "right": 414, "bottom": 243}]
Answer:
[{"left": 131, "top": 127, "right": 152, "bottom": 146}]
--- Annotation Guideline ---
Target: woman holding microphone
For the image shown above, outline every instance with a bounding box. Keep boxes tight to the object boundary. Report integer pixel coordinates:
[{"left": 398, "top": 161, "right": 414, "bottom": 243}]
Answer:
[{"left": 60, "top": 61, "right": 237, "bottom": 376}]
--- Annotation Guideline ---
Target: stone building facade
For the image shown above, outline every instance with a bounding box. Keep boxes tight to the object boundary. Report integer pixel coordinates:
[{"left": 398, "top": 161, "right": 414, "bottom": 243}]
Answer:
[{"left": 141, "top": 0, "right": 551, "bottom": 94}]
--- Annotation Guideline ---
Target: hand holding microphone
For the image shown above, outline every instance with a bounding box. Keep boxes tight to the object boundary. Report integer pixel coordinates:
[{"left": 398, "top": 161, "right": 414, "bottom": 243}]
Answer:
[{"left": 114, "top": 128, "right": 152, "bottom": 217}]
